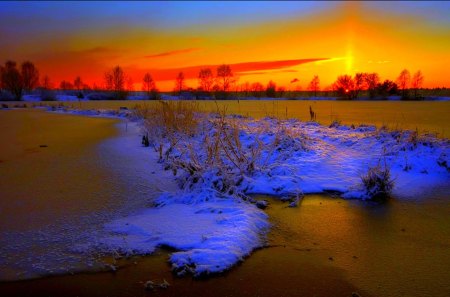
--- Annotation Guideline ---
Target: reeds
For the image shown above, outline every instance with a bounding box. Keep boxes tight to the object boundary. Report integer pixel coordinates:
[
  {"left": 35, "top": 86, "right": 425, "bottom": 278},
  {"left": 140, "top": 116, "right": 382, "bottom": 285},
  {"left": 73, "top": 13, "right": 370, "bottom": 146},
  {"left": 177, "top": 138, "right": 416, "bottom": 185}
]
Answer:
[{"left": 361, "top": 159, "right": 394, "bottom": 200}]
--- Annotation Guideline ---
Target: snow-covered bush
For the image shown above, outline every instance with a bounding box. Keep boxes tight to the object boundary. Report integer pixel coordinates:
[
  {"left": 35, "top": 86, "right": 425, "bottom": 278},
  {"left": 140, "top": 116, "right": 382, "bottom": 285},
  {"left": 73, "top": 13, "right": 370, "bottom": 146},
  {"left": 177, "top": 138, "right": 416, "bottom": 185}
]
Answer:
[{"left": 361, "top": 160, "right": 394, "bottom": 200}]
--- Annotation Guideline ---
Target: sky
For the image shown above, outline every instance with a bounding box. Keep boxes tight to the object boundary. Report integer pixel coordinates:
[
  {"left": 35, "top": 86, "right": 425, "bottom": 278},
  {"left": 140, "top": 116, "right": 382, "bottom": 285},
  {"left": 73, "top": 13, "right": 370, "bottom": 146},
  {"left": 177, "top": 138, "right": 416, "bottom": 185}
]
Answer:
[{"left": 0, "top": 1, "right": 449, "bottom": 91}]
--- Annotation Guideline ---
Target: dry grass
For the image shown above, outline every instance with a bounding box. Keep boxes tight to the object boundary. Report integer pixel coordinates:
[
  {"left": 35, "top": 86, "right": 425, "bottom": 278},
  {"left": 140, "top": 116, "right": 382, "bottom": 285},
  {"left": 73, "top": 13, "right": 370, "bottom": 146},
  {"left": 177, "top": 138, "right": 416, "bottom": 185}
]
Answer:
[
  {"left": 133, "top": 101, "right": 309, "bottom": 199},
  {"left": 361, "top": 159, "right": 394, "bottom": 200}
]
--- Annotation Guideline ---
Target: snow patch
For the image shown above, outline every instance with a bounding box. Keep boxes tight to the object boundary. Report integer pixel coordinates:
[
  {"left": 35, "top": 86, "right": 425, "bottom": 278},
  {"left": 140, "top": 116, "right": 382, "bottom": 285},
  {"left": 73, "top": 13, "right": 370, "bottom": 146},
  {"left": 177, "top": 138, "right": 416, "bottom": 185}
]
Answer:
[{"left": 89, "top": 197, "right": 268, "bottom": 276}]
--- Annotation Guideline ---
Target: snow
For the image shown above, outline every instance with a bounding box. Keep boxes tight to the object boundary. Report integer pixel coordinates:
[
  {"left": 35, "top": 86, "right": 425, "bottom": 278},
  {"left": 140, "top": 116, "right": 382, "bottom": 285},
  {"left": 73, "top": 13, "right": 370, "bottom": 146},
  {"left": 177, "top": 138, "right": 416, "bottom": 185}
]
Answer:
[
  {"left": 92, "top": 198, "right": 268, "bottom": 276},
  {"left": 2, "top": 105, "right": 447, "bottom": 280},
  {"left": 48, "top": 106, "right": 449, "bottom": 276}
]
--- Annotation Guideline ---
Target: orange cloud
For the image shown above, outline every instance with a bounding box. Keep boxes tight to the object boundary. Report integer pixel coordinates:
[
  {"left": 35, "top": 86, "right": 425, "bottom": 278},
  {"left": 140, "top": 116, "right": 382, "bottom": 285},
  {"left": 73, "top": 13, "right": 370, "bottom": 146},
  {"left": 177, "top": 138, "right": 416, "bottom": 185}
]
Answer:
[
  {"left": 144, "top": 48, "right": 201, "bottom": 59},
  {"left": 136, "top": 58, "right": 327, "bottom": 81}
]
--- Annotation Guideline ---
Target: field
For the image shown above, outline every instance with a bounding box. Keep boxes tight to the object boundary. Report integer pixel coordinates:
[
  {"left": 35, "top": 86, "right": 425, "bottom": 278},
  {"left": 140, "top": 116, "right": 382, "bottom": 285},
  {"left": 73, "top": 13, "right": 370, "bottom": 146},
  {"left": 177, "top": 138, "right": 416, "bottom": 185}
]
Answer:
[{"left": 4, "top": 100, "right": 450, "bottom": 137}]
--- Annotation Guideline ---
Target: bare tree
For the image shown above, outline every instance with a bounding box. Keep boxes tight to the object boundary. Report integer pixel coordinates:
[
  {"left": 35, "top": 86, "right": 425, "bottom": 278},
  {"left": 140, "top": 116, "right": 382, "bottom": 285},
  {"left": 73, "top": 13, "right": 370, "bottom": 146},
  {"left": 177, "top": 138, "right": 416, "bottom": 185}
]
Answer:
[
  {"left": 73, "top": 76, "right": 84, "bottom": 99},
  {"left": 40, "top": 75, "right": 56, "bottom": 101},
  {"left": 105, "top": 66, "right": 125, "bottom": 92},
  {"left": 175, "top": 72, "right": 185, "bottom": 94},
  {"left": 353, "top": 73, "right": 367, "bottom": 99},
  {"left": 104, "top": 66, "right": 127, "bottom": 99},
  {"left": 198, "top": 68, "right": 214, "bottom": 92},
  {"left": 308, "top": 75, "right": 320, "bottom": 97},
  {"left": 266, "top": 80, "right": 277, "bottom": 98},
  {"left": 364, "top": 73, "right": 380, "bottom": 99},
  {"left": 333, "top": 75, "right": 355, "bottom": 99},
  {"left": 397, "top": 69, "right": 410, "bottom": 98},
  {"left": 21, "top": 61, "right": 39, "bottom": 93},
  {"left": 1, "top": 61, "right": 23, "bottom": 100},
  {"left": 74, "top": 76, "right": 83, "bottom": 91},
  {"left": 411, "top": 70, "right": 424, "bottom": 98},
  {"left": 376, "top": 80, "right": 398, "bottom": 98},
  {"left": 59, "top": 80, "right": 73, "bottom": 90},
  {"left": 142, "top": 73, "right": 158, "bottom": 99},
  {"left": 41, "top": 75, "right": 52, "bottom": 89},
  {"left": 216, "top": 64, "right": 233, "bottom": 92},
  {"left": 250, "top": 82, "right": 264, "bottom": 98}
]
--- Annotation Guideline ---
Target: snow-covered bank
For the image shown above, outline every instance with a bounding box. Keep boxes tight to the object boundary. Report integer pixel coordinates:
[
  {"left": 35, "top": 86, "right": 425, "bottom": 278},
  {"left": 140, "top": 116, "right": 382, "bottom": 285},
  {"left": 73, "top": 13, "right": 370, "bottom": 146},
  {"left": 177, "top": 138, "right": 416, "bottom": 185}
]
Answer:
[
  {"left": 32, "top": 106, "right": 449, "bottom": 278},
  {"left": 86, "top": 120, "right": 269, "bottom": 276}
]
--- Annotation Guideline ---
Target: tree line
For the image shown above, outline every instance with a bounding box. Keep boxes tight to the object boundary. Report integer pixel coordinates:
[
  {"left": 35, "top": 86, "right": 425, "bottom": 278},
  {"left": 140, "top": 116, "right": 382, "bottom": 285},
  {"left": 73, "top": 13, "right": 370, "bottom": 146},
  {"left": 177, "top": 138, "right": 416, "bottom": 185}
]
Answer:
[{"left": 0, "top": 59, "right": 430, "bottom": 101}]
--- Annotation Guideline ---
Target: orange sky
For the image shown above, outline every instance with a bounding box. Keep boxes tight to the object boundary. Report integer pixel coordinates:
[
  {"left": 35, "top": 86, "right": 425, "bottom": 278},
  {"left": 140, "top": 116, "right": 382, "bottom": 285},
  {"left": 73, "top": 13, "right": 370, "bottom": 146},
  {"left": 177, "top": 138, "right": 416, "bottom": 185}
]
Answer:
[{"left": 0, "top": 1, "right": 449, "bottom": 91}]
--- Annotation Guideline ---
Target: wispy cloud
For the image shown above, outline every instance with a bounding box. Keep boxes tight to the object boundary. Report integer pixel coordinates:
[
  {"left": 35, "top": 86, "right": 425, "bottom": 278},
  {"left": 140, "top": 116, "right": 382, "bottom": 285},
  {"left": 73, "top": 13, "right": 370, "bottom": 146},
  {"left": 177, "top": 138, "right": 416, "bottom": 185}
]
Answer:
[
  {"left": 367, "top": 60, "right": 390, "bottom": 64},
  {"left": 139, "top": 58, "right": 328, "bottom": 81},
  {"left": 144, "top": 48, "right": 201, "bottom": 59},
  {"left": 239, "top": 69, "right": 299, "bottom": 76}
]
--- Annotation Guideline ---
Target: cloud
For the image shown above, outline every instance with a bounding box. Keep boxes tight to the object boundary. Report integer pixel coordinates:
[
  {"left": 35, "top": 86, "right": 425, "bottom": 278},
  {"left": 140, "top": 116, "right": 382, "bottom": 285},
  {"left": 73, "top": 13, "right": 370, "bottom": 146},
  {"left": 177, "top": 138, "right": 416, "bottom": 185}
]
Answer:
[
  {"left": 367, "top": 60, "right": 390, "bottom": 64},
  {"left": 144, "top": 48, "right": 201, "bottom": 59},
  {"left": 238, "top": 69, "right": 299, "bottom": 76},
  {"left": 136, "top": 58, "right": 328, "bottom": 81},
  {"left": 290, "top": 78, "right": 299, "bottom": 83}
]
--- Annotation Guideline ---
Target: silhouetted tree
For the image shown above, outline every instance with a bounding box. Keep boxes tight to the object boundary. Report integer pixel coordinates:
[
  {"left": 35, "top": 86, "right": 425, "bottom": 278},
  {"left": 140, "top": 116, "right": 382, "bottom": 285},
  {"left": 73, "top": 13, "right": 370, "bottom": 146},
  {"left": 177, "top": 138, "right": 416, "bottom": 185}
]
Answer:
[
  {"left": 216, "top": 64, "right": 233, "bottom": 92},
  {"left": 105, "top": 66, "right": 125, "bottom": 91},
  {"left": 1, "top": 61, "right": 23, "bottom": 100},
  {"left": 142, "top": 73, "right": 159, "bottom": 100},
  {"left": 411, "top": 70, "right": 424, "bottom": 98},
  {"left": 397, "top": 69, "right": 410, "bottom": 99},
  {"left": 21, "top": 61, "right": 39, "bottom": 93},
  {"left": 277, "top": 86, "right": 286, "bottom": 98},
  {"left": 59, "top": 80, "right": 73, "bottom": 90},
  {"left": 40, "top": 75, "right": 56, "bottom": 101},
  {"left": 41, "top": 75, "right": 52, "bottom": 89},
  {"left": 251, "top": 82, "right": 264, "bottom": 98},
  {"left": 333, "top": 75, "right": 355, "bottom": 99},
  {"left": 353, "top": 73, "right": 367, "bottom": 99},
  {"left": 266, "top": 80, "right": 277, "bottom": 98},
  {"left": 104, "top": 66, "right": 127, "bottom": 99},
  {"left": 240, "top": 81, "right": 251, "bottom": 97},
  {"left": 198, "top": 68, "right": 214, "bottom": 92},
  {"left": 73, "top": 76, "right": 84, "bottom": 99},
  {"left": 376, "top": 80, "right": 398, "bottom": 98},
  {"left": 364, "top": 73, "right": 380, "bottom": 99},
  {"left": 175, "top": 72, "right": 185, "bottom": 94},
  {"left": 74, "top": 76, "right": 83, "bottom": 91},
  {"left": 308, "top": 75, "right": 320, "bottom": 97}
]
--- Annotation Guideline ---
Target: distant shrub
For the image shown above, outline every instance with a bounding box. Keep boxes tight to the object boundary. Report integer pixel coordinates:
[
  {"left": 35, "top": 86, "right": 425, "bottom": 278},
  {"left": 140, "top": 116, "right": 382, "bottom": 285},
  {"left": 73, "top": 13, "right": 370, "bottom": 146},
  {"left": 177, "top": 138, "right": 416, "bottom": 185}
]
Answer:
[
  {"left": 0, "top": 90, "right": 14, "bottom": 101},
  {"left": 39, "top": 88, "right": 56, "bottom": 101},
  {"left": 86, "top": 92, "right": 117, "bottom": 100},
  {"left": 361, "top": 160, "right": 394, "bottom": 200}
]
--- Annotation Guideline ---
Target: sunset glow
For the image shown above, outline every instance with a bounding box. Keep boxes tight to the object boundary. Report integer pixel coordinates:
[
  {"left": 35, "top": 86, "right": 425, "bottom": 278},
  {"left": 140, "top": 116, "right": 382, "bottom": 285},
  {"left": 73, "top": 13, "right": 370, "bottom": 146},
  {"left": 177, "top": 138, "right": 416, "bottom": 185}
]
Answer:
[{"left": 1, "top": 1, "right": 449, "bottom": 91}]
